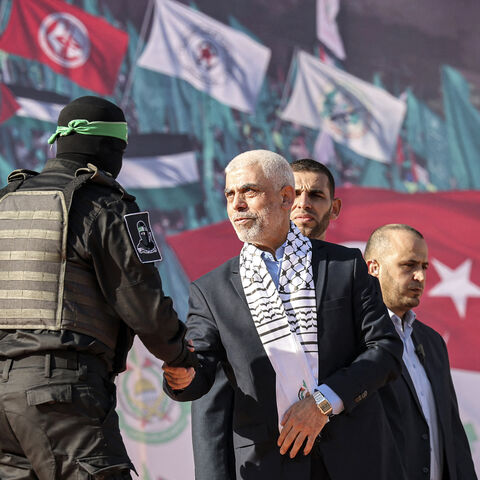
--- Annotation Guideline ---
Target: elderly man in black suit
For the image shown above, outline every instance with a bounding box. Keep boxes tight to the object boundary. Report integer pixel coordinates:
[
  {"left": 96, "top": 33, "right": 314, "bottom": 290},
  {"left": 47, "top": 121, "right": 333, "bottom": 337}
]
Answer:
[
  {"left": 365, "top": 224, "right": 477, "bottom": 480},
  {"left": 164, "top": 150, "right": 404, "bottom": 479},
  {"left": 190, "top": 158, "right": 343, "bottom": 480}
]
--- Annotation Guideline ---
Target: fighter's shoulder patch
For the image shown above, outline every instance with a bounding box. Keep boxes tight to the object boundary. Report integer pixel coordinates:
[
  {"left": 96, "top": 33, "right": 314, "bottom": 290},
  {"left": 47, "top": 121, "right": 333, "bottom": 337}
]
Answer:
[{"left": 124, "top": 211, "right": 162, "bottom": 263}]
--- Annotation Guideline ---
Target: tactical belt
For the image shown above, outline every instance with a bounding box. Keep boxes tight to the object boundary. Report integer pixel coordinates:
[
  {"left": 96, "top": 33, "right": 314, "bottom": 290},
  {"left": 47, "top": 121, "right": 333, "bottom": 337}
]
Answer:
[{"left": 0, "top": 350, "right": 109, "bottom": 380}]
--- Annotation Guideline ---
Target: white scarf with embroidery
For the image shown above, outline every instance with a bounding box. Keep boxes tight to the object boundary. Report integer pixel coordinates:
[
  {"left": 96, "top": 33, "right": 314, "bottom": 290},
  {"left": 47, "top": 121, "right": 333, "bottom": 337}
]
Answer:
[{"left": 240, "top": 223, "right": 318, "bottom": 431}]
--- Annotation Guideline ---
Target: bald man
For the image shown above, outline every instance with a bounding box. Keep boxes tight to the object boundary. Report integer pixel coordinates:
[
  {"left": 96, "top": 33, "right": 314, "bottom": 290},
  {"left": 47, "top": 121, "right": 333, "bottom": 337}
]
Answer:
[{"left": 365, "top": 224, "right": 476, "bottom": 480}]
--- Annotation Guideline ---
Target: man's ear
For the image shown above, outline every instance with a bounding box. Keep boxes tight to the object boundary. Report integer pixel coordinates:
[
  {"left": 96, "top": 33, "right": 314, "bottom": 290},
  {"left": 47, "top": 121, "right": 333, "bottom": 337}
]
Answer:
[
  {"left": 367, "top": 259, "right": 380, "bottom": 277},
  {"left": 280, "top": 185, "right": 295, "bottom": 210},
  {"left": 329, "top": 198, "right": 342, "bottom": 220}
]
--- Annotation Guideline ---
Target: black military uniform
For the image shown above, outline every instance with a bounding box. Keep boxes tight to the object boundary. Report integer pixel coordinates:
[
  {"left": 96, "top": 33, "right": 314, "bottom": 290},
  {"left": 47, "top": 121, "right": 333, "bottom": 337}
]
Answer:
[{"left": 0, "top": 97, "right": 195, "bottom": 479}]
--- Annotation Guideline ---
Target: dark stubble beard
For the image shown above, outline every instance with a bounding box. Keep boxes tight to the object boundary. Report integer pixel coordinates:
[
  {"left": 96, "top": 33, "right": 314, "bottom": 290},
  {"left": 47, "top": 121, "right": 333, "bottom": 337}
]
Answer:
[{"left": 298, "top": 206, "right": 332, "bottom": 240}]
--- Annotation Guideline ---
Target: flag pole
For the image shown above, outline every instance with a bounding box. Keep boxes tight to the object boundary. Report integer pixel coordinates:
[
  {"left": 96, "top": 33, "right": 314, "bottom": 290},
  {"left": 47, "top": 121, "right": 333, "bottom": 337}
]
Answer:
[
  {"left": 273, "top": 46, "right": 298, "bottom": 135},
  {"left": 120, "top": 0, "right": 155, "bottom": 110}
]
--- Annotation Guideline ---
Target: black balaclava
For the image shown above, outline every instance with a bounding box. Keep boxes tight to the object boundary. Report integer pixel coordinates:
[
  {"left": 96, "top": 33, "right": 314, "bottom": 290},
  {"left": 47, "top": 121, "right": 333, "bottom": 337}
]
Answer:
[{"left": 56, "top": 96, "right": 126, "bottom": 178}]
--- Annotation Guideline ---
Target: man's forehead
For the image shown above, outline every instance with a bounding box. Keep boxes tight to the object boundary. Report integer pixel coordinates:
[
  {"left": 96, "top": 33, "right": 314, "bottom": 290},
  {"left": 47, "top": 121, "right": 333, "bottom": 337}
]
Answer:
[
  {"left": 225, "top": 165, "right": 266, "bottom": 189},
  {"left": 387, "top": 232, "right": 428, "bottom": 260},
  {"left": 294, "top": 171, "right": 330, "bottom": 190}
]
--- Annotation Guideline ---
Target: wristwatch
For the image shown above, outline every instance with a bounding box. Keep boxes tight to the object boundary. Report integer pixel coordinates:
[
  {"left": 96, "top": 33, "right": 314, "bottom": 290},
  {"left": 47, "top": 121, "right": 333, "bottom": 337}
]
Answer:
[{"left": 313, "top": 390, "right": 333, "bottom": 417}]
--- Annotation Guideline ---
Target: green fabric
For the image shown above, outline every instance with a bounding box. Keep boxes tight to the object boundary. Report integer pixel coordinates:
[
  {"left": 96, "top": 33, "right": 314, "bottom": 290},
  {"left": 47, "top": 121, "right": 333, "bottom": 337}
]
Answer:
[
  {"left": 405, "top": 89, "right": 452, "bottom": 190},
  {"left": 48, "top": 119, "right": 128, "bottom": 144},
  {"left": 442, "top": 65, "right": 480, "bottom": 189}
]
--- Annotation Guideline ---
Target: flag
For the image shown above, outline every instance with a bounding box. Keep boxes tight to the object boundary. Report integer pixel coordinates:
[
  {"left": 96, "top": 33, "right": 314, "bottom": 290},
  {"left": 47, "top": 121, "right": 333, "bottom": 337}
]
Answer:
[
  {"left": 316, "top": 0, "right": 346, "bottom": 60},
  {"left": 7, "top": 86, "right": 69, "bottom": 124},
  {"left": 405, "top": 89, "right": 452, "bottom": 190},
  {"left": 117, "top": 133, "right": 202, "bottom": 211},
  {"left": 313, "top": 130, "right": 336, "bottom": 165},
  {"left": 280, "top": 50, "right": 406, "bottom": 163},
  {"left": 442, "top": 66, "right": 480, "bottom": 189},
  {"left": 0, "top": 83, "right": 20, "bottom": 123},
  {"left": 137, "top": 0, "right": 271, "bottom": 113},
  {"left": 0, "top": 0, "right": 128, "bottom": 95}
]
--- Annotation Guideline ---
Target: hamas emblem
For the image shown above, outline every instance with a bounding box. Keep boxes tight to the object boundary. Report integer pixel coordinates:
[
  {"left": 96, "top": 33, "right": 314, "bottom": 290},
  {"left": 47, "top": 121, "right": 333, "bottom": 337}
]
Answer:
[
  {"left": 318, "top": 80, "right": 372, "bottom": 140},
  {"left": 38, "top": 12, "right": 91, "bottom": 68},
  {"left": 124, "top": 211, "right": 162, "bottom": 263},
  {"left": 178, "top": 25, "right": 233, "bottom": 87},
  {"left": 117, "top": 349, "right": 190, "bottom": 444}
]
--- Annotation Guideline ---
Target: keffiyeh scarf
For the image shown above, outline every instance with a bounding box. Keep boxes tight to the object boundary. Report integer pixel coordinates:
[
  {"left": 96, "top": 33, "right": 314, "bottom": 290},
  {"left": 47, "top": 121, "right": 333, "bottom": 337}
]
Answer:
[{"left": 240, "top": 222, "right": 318, "bottom": 430}]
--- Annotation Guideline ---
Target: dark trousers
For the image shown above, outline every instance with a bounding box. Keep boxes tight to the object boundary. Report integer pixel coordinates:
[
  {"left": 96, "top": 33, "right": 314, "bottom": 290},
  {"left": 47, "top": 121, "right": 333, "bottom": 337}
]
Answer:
[
  {"left": 0, "top": 352, "right": 133, "bottom": 480},
  {"left": 310, "top": 442, "right": 331, "bottom": 479}
]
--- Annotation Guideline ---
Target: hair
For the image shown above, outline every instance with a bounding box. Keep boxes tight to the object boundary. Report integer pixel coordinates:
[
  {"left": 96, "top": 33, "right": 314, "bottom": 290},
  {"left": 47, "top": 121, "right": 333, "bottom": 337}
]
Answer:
[
  {"left": 291, "top": 158, "right": 335, "bottom": 198},
  {"left": 225, "top": 149, "right": 294, "bottom": 190},
  {"left": 364, "top": 224, "right": 424, "bottom": 260}
]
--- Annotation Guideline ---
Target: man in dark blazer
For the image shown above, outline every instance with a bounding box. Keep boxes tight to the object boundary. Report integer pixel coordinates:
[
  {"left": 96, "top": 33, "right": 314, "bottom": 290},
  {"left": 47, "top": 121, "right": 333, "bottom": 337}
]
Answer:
[
  {"left": 190, "top": 158, "right": 343, "bottom": 480},
  {"left": 365, "top": 224, "right": 477, "bottom": 480},
  {"left": 164, "top": 150, "right": 404, "bottom": 479}
]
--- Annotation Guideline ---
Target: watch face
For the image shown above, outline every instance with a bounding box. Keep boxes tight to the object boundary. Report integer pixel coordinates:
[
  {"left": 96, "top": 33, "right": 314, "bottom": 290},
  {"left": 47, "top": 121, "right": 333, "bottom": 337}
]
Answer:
[{"left": 314, "top": 391, "right": 333, "bottom": 416}]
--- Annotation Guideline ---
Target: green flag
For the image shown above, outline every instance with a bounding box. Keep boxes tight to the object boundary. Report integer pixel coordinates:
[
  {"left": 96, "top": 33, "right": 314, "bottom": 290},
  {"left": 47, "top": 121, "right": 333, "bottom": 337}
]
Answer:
[
  {"left": 406, "top": 90, "right": 452, "bottom": 190},
  {"left": 442, "top": 65, "right": 480, "bottom": 189}
]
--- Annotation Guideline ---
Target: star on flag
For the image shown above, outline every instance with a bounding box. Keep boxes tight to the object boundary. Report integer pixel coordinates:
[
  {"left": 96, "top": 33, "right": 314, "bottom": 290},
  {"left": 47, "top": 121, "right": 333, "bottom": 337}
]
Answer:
[{"left": 428, "top": 258, "right": 480, "bottom": 318}]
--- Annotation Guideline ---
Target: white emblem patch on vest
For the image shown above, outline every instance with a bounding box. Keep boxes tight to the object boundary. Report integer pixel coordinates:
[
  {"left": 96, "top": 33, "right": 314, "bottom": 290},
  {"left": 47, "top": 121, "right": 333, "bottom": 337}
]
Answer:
[{"left": 124, "top": 212, "right": 162, "bottom": 263}]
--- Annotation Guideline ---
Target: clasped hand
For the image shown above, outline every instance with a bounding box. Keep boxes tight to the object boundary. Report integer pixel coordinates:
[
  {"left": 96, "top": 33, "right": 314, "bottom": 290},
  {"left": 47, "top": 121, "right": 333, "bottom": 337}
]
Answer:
[
  {"left": 162, "top": 364, "right": 196, "bottom": 390},
  {"left": 277, "top": 395, "right": 329, "bottom": 458},
  {"left": 162, "top": 339, "right": 196, "bottom": 390}
]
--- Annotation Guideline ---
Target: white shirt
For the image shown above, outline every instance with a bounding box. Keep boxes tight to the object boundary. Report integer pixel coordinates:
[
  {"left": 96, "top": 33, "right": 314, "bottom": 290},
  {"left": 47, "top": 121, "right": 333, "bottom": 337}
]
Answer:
[{"left": 389, "top": 309, "right": 443, "bottom": 480}]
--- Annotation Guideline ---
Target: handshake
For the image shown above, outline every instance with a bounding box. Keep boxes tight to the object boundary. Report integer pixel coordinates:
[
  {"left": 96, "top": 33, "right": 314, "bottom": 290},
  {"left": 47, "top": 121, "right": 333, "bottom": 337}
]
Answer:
[{"left": 163, "top": 339, "right": 196, "bottom": 390}]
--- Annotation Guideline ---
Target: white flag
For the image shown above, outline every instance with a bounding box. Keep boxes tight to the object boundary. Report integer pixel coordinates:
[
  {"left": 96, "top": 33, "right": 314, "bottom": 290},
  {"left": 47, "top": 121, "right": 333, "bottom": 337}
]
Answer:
[
  {"left": 280, "top": 50, "right": 406, "bottom": 163},
  {"left": 316, "top": 0, "right": 346, "bottom": 60},
  {"left": 313, "top": 130, "right": 336, "bottom": 165},
  {"left": 16, "top": 97, "right": 64, "bottom": 123},
  {"left": 119, "top": 151, "right": 199, "bottom": 189},
  {"left": 137, "top": 0, "right": 271, "bottom": 113}
]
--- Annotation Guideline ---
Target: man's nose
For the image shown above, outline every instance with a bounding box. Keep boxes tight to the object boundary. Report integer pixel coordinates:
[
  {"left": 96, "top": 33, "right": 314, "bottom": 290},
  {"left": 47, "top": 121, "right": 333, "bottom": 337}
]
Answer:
[
  {"left": 295, "top": 191, "right": 310, "bottom": 209},
  {"left": 413, "top": 268, "right": 426, "bottom": 283},
  {"left": 232, "top": 192, "right": 247, "bottom": 211}
]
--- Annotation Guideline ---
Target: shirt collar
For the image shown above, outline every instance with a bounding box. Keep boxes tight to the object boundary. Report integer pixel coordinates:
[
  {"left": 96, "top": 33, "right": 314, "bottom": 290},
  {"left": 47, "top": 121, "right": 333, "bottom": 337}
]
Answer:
[
  {"left": 261, "top": 243, "right": 285, "bottom": 263},
  {"left": 388, "top": 308, "right": 416, "bottom": 327}
]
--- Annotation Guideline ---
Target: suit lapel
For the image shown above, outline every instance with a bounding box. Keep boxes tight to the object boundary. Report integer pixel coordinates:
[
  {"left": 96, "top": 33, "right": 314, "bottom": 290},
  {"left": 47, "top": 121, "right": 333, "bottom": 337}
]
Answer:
[
  {"left": 311, "top": 241, "right": 327, "bottom": 312},
  {"left": 230, "top": 257, "right": 248, "bottom": 307},
  {"left": 311, "top": 242, "right": 327, "bottom": 381},
  {"left": 400, "top": 360, "right": 423, "bottom": 415}
]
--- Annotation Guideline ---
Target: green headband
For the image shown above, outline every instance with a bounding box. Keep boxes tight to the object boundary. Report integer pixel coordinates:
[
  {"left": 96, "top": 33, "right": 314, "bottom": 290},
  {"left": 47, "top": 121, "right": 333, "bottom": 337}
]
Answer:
[{"left": 48, "top": 119, "right": 128, "bottom": 144}]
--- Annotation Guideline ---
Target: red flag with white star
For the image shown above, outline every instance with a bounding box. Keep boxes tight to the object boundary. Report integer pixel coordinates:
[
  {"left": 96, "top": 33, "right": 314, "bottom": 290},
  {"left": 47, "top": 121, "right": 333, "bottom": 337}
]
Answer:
[
  {"left": 0, "top": 84, "right": 20, "bottom": 124},
  {"left": 0, "top": 0, "right": 128, "bottom": 94},
  {"left": 326, "top": 187, "right": 480, "bottom": 373}
]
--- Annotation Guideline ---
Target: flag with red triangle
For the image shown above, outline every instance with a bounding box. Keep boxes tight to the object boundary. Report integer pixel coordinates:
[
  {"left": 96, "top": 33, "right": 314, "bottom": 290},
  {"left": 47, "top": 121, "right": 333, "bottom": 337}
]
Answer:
[{"left": 0, "top": 84, "right": 20, "bottom": 124}]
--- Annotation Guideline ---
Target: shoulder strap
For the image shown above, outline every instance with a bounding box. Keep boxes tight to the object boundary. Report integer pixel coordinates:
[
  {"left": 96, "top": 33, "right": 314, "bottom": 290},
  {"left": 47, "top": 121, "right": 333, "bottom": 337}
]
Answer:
[
  {"left": 75, "top": 163, "right": 135, "bottom": 201},
  {"left": 0, "top": 169, "right": 39, "bottom": 198}
]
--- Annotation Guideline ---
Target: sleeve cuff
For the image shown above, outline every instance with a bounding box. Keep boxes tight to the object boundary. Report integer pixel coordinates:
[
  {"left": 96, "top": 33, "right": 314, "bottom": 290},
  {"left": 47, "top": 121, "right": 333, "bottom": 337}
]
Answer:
[{"left": 316, "top": 384, "right": 344, "bottom": 415}]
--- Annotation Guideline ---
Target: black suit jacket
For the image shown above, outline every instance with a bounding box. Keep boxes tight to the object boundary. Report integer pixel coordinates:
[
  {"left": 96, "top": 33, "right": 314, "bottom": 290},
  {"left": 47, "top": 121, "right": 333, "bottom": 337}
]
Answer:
[
  {"left": 380, "top": 319, "right": 477, "bottom": 480},
  {"left": 167, "top": 241, "right": 404, "bottom": 479}
]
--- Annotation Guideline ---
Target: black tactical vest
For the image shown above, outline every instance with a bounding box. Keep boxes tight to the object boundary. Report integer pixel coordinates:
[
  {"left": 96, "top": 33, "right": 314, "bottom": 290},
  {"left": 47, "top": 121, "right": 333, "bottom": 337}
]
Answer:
[{"left": 0, "top": 164, "right": 132, "bottom": 350}]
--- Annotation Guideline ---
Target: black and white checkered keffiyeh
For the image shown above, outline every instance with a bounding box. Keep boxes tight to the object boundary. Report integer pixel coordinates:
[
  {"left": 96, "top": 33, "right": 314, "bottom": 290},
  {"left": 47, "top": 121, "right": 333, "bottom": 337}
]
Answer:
[{"left": 240, "top": 222, "right": 318, "bottom": 429}]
